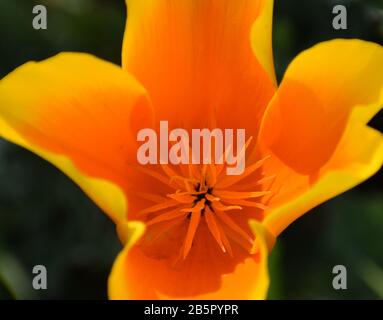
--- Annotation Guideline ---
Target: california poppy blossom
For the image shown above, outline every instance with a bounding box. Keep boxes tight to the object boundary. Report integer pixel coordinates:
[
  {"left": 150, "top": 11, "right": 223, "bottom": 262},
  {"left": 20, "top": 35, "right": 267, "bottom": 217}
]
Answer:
[{"left": 0, "top": 0, "right": 382, "bottom": 299}]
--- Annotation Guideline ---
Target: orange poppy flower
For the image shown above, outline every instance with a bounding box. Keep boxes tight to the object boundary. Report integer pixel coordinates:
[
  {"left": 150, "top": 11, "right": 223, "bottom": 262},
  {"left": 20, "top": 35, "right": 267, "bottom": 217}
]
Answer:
[{"left": 0, "top": 0, "right": 382, "bottom": 299}]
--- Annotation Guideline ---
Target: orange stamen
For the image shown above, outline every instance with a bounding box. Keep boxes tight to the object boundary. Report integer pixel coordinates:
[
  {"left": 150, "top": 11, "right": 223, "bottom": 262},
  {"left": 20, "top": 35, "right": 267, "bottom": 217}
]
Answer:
[
  {"left": 138, "top": 199, "right": 180, "bottom": 215},
  {"left": 167, "top": 192, "right": 197, "bottom": 204},
  {"left": 215, "top": 210, "right": 253, "bottom": 245},
  {"left": 135, "top": 165, "right": 182, "bottom": 189},
  {"left": 182, "top": 209, "right": 202, "bottom": 259},
  {"left": 214, "top": 190, "right": 271, "bottom": 200},
  {"left": 212, "top": 201, "right": 242, "bottom": 212},
  {"left": 205, "top": 207, "right": 226, "bottom": 253},
  {"left": 138, "top": 141, "right": 271, "bottom": 259},
  {"left": 217, "top": 222, "right": 233, "bottom": 257},
  {"left": 146, "top": 209, "right": 187, "bottom": 226},
  {"left": 181, "top": 199, "right": 206, "bottom": 213},
  {"left": 220, "top": 198, "right": 269, "bottom": 210},
  {"left": 216, "top": 155, "right": 271, "bottom": 189}
]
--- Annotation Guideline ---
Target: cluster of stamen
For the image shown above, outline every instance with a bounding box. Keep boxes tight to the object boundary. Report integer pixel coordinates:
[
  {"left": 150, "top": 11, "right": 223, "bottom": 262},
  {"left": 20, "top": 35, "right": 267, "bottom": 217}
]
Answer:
[{"left": 136, "top": 139, "right": 274, "bottom": 259}]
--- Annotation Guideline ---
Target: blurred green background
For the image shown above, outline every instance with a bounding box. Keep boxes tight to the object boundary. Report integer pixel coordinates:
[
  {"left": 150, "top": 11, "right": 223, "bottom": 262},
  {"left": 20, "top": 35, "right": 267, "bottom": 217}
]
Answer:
[{"left": 0, "top": 0, "right": 382, "bottom": 300}]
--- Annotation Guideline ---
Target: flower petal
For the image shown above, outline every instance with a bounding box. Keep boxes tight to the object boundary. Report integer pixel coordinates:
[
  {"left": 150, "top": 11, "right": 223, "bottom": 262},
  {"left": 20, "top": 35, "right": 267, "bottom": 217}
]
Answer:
[
  {"left": 123, "top": 0, "right": 276, "bottom": 136},
  {"left": 251, "top": 0, "right": 276, "bottom": 84},
  {"left": 108, "top": 219, "right": 270, "bottom": 300},
  {"left": 0, "top": 53, "right": 154, "bottom": 222},
  {"left": 259, "top": 39, "right": 383, "bottom": 174},
  {"left": 258, "top": 39, "right": 383, "bottom": 236},
  {"left": 109, "top": 221, "right": 146, "bottom": 297},
  {"left": 264, "top": 124, "right": 383, "bottom": 236}
]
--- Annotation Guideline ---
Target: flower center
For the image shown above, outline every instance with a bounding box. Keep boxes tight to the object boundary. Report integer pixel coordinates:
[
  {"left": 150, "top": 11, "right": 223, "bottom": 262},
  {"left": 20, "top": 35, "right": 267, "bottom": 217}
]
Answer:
[{"left": 136, "top": 139, "right": 274, "bottom": 260}]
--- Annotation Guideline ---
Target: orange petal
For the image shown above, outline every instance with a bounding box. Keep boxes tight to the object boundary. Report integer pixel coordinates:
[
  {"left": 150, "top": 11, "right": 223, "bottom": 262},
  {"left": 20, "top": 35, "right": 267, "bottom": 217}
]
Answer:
[
  {"left": 264, "top": 123, "right": 383, "bottom": 237},
  {"left": 116, "top": 221, "right": 146, "bottom": 249},
  {"left": 108, "top": 219, "right": 270, "bottom": 299},
  {"left": 259, "top": 39, "right": 383, "bottom": 174},
  {"left": 251, "top": 0, "right": 276, "bottom": 84},
  {"left": 122, "top": 0, "right": 276, "bottom": 135},
  {"left": 0, "top": 53, "right": 155, "bottom": 222},
  {"left": 258, "top": 39, "right": 383, "bottom": 236}
]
